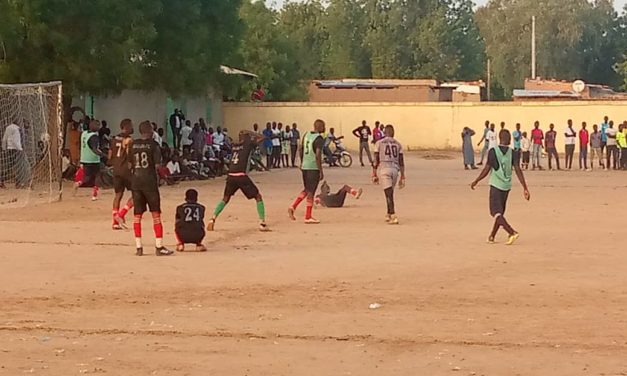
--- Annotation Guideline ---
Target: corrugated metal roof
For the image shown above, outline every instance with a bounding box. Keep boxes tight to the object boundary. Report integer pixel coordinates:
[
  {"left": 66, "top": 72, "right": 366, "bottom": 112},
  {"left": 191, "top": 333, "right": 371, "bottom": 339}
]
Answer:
[{"left": 513, "top": 90, "right": 581, "bottom": 98}]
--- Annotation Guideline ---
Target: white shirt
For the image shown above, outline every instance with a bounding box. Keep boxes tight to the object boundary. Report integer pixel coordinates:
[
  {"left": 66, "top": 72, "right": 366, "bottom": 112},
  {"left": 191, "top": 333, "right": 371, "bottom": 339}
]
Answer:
[
  {"left": 181, "top": 126, "right": 193, "bottom": 146},
  {"left": 153, "top": 131, "right": 162, "bottom": 146},
  {"left": 521, "top": 138, "right": 531, "bottom": 152},
  {"left": 2, "top": 123, "right": 22, "bottom": 151},
  {"left": 564, "top": 126, "right": 577, "bottom": 145},
  {"left": 606, "top": 127, "right": 618, "bottom": 146},
  {"left": 272, "top": 129, "right": 281, "bottom": 146},
  {"left": 486, "top": 130, "right": 497, "bottom": 149},
  {"left": 212, "top": 132, "right": 225, "bottom": 146},
  {"left": 166, "top": 161, "right": 180, "bottom": 174}
]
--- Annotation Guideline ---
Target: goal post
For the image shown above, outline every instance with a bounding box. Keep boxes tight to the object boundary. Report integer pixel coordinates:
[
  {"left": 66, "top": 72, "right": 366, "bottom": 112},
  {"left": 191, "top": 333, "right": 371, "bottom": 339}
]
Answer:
[{"left": 0, "top": 81, "right": 63, "bottom": 208}]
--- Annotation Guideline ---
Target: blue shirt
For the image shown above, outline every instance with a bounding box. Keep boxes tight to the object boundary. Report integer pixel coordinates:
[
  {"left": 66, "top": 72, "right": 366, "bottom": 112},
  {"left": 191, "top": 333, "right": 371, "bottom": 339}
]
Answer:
[
  {"left": 601, "top": 122, "right": 609, "bottom": 142},
  {"left": 512, "top": 130, "right": 521, "bottom": 150},
  {"left": 262, "top": 129, "right": 273, "bottom": 148}
]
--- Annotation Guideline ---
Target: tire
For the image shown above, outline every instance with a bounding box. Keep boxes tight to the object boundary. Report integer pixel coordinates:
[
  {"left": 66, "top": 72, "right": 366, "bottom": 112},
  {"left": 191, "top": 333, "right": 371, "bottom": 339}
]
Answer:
[{"left": 338, "top": 153, "right": 353, "bottom": 168}]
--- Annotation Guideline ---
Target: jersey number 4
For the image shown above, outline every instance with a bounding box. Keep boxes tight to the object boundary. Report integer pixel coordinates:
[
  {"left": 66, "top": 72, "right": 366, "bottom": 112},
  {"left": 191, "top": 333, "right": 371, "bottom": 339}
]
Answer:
[
  {"left": 231, "top": 151, "right": 239, "bottom": 165},
  {"left": 184, "top": 207, "right": 201, "bottom": 222},
  {"left": 134, "top": 151, "right": 150, "bottom": 169},
  {"left": 384, "top": 144, "right": 399, "bottom": 158}
]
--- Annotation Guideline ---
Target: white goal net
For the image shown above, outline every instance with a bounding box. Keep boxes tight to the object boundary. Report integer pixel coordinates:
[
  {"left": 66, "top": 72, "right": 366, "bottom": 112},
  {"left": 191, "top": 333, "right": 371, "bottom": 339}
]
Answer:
[{"left": 0, "top": 82, "right": 63, "bottom": 208}]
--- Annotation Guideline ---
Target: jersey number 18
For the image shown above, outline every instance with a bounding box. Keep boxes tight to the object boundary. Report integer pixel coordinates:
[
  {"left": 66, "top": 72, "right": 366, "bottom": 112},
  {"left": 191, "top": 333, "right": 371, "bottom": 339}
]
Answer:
[{"left": 134, "top": 152, "right": 149, "bottom": 169}]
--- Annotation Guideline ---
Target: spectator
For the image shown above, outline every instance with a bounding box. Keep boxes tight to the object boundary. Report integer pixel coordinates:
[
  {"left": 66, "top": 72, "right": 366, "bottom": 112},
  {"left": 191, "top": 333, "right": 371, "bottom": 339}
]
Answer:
[
  {"left": 521, "top": 131, "right": 531, "bottom": 170},
  {"left": 2, "top": 122, "right": 31, "bottom": 188},
  {"left": 352, "top": 120, "right": 373, "bottom": 167},
  {"left": 213, "top": 126, "right": 225, "bottom": 150},
  {"left": 181, "top": 120, "right": 193, "bottom": 154},
  {"left": 290, "top": 123, "right": 300, "bottom": 167},
  {"left": 606, "top": 121, "right": 618, "bottom": 170},
  {"left": 500, "top": 121, "right": 506, "bottom": 130},
  {"left": 372, "top": 121, "right": 383, "bottom": 144},
  {"left": 579, "top": 122, "right": 590, "bottom": 171},
  {"left": 169, "top": 109, "right": 183, "bottom": 149},
  {"left": 324, "top": 127, "right": 344, "bottom": 166},
  {"left": 271, "top": 122, "right": 281, "bottom": 168},
  {"left": 564, "top": 119, "right": 577, "bottom": 170},
  {"left": 545, "top": 123, "right": 560, "bottom": 171},
  {"left": 282, "top": 125, "right": 290, "bottom": 168},
  {"left": 618, "top": 123, "right": 627, "bottom": 169},
  {"left": 205, "top": 127, "right": 214, "bottom": 155},
  {"left": 487, "top": 123, "right": 497, "bottom": 150},
  {"left": 262, "top": 123, "right": 273, "bottom": 169},
  {"left": 157, "top": 128, "right": 166, "bottom": 145},
  {"left": 512, "top": 123, "right": 522, "bottom": 155},
  {"left": 251, "top": 84, "right": 266, "bottom": 102},
  {"left": 152, "top": 122, "right": 162, "bottom": 146},
  {"left": 590, "top": 124, "right": 603, "bottom": 170},
  {"left": 600, "top": 115, "right": 609, "bottom": 157},
  {"left": 531, "top": 121, "right": 544, "bottom": 170},
  {"left": 461, "top": 126, "right": 477, "bottom": 170},
  {"left": 190, "top": 123, "right": 206, "bottom": 162},
  {"left": 477, "top": 121, "right": 490, "bottom": 166}
]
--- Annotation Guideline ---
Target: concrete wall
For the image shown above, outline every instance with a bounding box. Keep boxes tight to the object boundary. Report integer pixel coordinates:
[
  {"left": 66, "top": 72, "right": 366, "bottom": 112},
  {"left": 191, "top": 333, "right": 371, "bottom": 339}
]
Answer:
[{"left": 223, "top": 101, "right": 627, "bottom": 152}]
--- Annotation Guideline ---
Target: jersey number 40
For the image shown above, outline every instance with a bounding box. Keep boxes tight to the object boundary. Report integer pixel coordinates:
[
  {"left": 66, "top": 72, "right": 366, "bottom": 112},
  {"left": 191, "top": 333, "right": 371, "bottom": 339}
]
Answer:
[{"left": 384, "top": 144, "right": 399, "bottom": 158}]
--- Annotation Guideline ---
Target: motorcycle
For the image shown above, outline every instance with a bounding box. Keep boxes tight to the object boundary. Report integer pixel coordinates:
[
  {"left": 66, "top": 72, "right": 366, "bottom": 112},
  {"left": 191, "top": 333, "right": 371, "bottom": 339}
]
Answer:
[{"left": 324, "top": 140, "right": 353, "bottom": 168}]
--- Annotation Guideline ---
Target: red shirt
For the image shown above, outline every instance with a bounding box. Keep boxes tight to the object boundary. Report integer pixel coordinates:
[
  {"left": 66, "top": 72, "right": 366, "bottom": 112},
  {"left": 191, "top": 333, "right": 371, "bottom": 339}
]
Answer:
[
  {"left": 579, "top": 129, "right": 589, "bottom": 146},
  {"left": 531, "top": 128, "right": 544, "bottom": 145}
]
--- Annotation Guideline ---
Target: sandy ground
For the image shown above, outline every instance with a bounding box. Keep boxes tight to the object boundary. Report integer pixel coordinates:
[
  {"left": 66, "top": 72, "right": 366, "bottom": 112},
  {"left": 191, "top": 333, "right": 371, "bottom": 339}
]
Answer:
[{"left": 1, "top": 152, "right": 627, "bottom": 376}]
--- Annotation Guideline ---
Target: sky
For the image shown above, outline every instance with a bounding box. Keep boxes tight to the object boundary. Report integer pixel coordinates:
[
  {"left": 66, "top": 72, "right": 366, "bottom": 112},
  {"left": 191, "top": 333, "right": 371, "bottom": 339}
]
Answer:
[{"left": 267, "top": 0, "right": 627, "bottom": 11}]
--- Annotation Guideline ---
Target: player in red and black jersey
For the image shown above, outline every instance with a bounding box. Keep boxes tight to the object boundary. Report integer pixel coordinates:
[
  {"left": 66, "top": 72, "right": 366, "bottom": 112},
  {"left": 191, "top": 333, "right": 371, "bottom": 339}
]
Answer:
[
  {"left": 207, "top": 130, "right": 269, "bottom": 232},
  {"left": 108, "top": 119, "right": 134, "bottom": 230},
  {"left": 130, "top": 121, "right": 173, "bottom": 257},
  {"left": 175, "top": 189, "right": 207, "bottom": 252}
]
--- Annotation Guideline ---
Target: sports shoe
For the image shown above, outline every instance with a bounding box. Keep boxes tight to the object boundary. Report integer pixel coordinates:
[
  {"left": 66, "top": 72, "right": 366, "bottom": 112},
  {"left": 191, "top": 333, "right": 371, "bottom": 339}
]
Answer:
[
  {"left": 259, "top": 222, "right": 270, "bottom": 232},
  {"left": 487, "top": 237, "right": 495, "bottom": 244},
  {"left": 91, "top": 196, "right": 98, "bottom": 202},
  {"left": 112, "top": 223, "right": 124, "bottom": 231},
  {"left": 388, "top": 215, "right": 399, "bottom": 225},
  {"left": 206, "top": 218, "right": 215, "bottom": 231},
  {"left": 304, "top": 217, "right": 320, "bottom": 224},
  {"left": 385, "top": 214, "right": 391, "bottom": 223},
  {"left": 155, "top": 247, "right": 174, "bottom": 256},
  {"left": 176, "top": 244, "right": 185, "bottom": 252},
  {"left": 135, "top": 247, "right": 143, "bottom": 256},
  {"left": 288, "top": 207, "right": 296, "bottom": 221},
  {"left": 505, "top": 233, "right": 520, "bottom": 246},
  {"left": 195, "top": 244, "right": 207, "bottom": 252},
  {"left": 355, "top": 188, "right": 363, "bottom": 200},
  {"left": 113, "top": 214, "right": 128, "bottom": 229}
]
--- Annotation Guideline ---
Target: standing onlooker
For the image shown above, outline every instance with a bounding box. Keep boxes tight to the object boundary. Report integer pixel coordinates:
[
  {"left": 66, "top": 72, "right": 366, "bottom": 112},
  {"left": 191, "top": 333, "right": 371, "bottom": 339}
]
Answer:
[
  {"left": 99, "top": 120, "right": 111, "bottom": 156},
  {"left": 578, "top": 122, "right": 590, "bottom": 171},
  {"left": 600, "top": 116, "right": 609, "bottom": 158},
  {"left": 190, "top": 123, "right": 206, "bottom": 162},
  {"left": 500, "top": 121, "right": 506, "bottom": 130},
  {"left": 169, "top": 109, "right": 183, "bottom": 150},
  {"left": 590, "top": 124, "right": 603, "bottom": 170},
  {"left": 352, "top": 120, "right": 373, "bottom": 167},
  {"left": 290, "top": 123, "right": 300, "bottom": 167},
  {"left": 262, "top": 123, "right": 273, "bottom": 169},
  {"left": 372, "top": 121, "right": 383, "bottom": 144},
  {"left": 281, "top": 124, "right": 290, "bottom": 168},
  {"left": 564, "top": 119, "right": 577, "bottom": 170},
  {"left": 2, "top": 122, "right": 31, "bottom": 188},
  {"left": 461, "top": 127, "right": 477, "bottom": 170},
  {"left": 606, "top": 121, "right": 618, "bottom": 170},
  {"left": 530, "top": 121, "right": 544, "bottom": 170},
  {"left": 152, "top": 122, "right": 162, "bottom": 146},
  {"left": 545, "top": 123, "right": 560, "bottom": 170},
  {"left": 521, "top": 132, "right": 531, "bottom": 170},
  {"left": 618, "top": 123, "right": 627, "bottom": 169},
  {"left": 476, "top": 121, "right": 490, "bottom": 166},
  {"left": 181, "top": 120, "right": 193, "bottom": 154},
  {"left": 487, "top": 123, "right": 497, "bottom": 150},
  {"left": 272, "top": 123, "right": 282, "bottom": 168},
  {"left": 512, "top": 123, "right": 522, "bottom": 155}
]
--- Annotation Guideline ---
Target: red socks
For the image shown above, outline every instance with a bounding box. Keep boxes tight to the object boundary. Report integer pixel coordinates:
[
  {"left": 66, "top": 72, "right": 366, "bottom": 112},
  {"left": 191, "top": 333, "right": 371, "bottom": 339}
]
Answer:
[
  {"left": 291, "top": 191, "right": 307, "bottom": 209},
  {"left": 118, "top": 199, "right": 133, "bottom": 218},
  {"left": 152, "top": 214, "right": 163, "bottom": 238},
  {"left": 133, "top": 214, "right": 142, "bottom": 237},
  {"left": 305, "top": 198, "right": 314, "bottom": 219},
  {"left": 92, "top": 186, "right": 99, "bottom": 198}
]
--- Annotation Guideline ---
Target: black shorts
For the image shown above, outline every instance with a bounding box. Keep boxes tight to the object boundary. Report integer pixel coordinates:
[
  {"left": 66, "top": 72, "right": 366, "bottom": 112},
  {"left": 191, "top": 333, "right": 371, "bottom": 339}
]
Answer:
[
  {"left": 224, "top": 175, "right": 259, "bottom": 199},
  {"left": 113, "top": 173, "right": 132, "bottom": 193},
  {"left": 80, "top": 163, "right": 100, "bottom": 187},
  {"left": 321, "top": 190, "right": 348, "bottom": 208},
  {"left": 522, "top": 151, "right": 530, "bottom": 164},
  {"left": 175, "top": 229, "right": 205, "bottom": 245},
  {"left": 489, "top": 186, "right": 510, "bottom": 217},
  {"left": 302, "top": 170, "right": 321, "bottom": 194},
  {"left": 133, "top": 190, "right": 161, "bottom": 215}
]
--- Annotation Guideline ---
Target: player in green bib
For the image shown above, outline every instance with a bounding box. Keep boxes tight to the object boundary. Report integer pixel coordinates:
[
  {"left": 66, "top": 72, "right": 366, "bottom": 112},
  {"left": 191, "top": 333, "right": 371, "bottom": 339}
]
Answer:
[
  {"left": 471, "top": 129, "right": 530, "bottom": 245},
  {"left": 73, "top": 119, "right": 104, "bottom": 201},
  {"left": 289, "top": 119, "right": 325, "bottom": 224}
]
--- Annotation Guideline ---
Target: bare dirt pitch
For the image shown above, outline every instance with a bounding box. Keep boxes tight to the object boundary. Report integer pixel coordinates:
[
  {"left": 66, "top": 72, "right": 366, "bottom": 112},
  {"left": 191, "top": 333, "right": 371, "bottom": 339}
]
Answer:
[{"left": 1, "top": 153, "right": 627, "bottom": 375}]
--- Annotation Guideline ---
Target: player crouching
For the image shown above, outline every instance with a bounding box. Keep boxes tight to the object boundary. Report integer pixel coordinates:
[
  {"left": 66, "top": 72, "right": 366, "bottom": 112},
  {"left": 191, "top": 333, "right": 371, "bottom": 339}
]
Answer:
[
  {"left": 207, "top": 130, "right": 269, "bottom": 232},
  {"left": 175, "top": 189, "right": 207, "bottom": 252},
  {"left": 372, "top": 124, "right": 405, "bottom": 224},
  {"left": 131, "top": 121, "right": 173, "bottom": 256}
]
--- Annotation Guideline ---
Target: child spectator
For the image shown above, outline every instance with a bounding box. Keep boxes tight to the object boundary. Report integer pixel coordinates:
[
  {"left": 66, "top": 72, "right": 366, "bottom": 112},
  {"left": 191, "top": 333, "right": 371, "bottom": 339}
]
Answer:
[{"left": 521, "top": 132, "right": 531, "bottom": 170}]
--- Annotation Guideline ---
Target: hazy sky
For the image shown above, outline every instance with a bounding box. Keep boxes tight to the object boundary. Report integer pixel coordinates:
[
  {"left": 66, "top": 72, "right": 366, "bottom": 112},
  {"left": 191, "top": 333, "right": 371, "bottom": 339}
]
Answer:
[{"left": 267, "top": 0, "right": 627, "bottom": 11}]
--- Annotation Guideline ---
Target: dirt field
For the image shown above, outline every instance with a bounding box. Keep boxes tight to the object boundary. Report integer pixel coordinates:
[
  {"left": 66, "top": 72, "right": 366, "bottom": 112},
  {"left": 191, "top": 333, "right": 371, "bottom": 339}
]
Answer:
[{"left": 1, "top": 153, "right": 627, "bottom": 375}]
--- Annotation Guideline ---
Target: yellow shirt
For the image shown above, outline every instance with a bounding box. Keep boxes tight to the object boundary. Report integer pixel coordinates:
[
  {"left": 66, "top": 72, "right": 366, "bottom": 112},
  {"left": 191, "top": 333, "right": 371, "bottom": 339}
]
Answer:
[{"left": 617, "top": 131, "right": 627, "bottom": 148}]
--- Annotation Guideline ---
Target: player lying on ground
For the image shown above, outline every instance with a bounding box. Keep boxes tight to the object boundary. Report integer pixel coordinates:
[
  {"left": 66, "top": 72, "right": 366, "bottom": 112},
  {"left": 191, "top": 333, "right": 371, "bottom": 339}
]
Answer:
[
  {"left": 315, "top": 181, "right": 362, "bottom": 208},
  {"left": 131, "top": 121, "right": 173, "bottom": 256},
  {"left": 471, "top": 129, "right": 530, "bottom": 245},
  {"left": 108, "top": 119, "right": 135, "bottom": 230},
  {"left": 207, "top": 130, "right": 269, "bottom": 232},
  {"left": 175, "top": 189, "right": 207, "bottom": 252},
  {"left": 372, "top": 124, "right": 405, "bottom": 225},
  {"left": 288, "top": 119, "right": 325, "bottom": 224},
  {"left": 74, "top": 119, "right": 104, "bottom": 201}
]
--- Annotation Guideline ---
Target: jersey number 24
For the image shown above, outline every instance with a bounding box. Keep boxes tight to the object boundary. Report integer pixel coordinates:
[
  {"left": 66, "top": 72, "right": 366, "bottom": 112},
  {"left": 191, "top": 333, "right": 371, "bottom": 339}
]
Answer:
[{"left": 184, "top": 207, "right": 201, "bottom": 222}]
